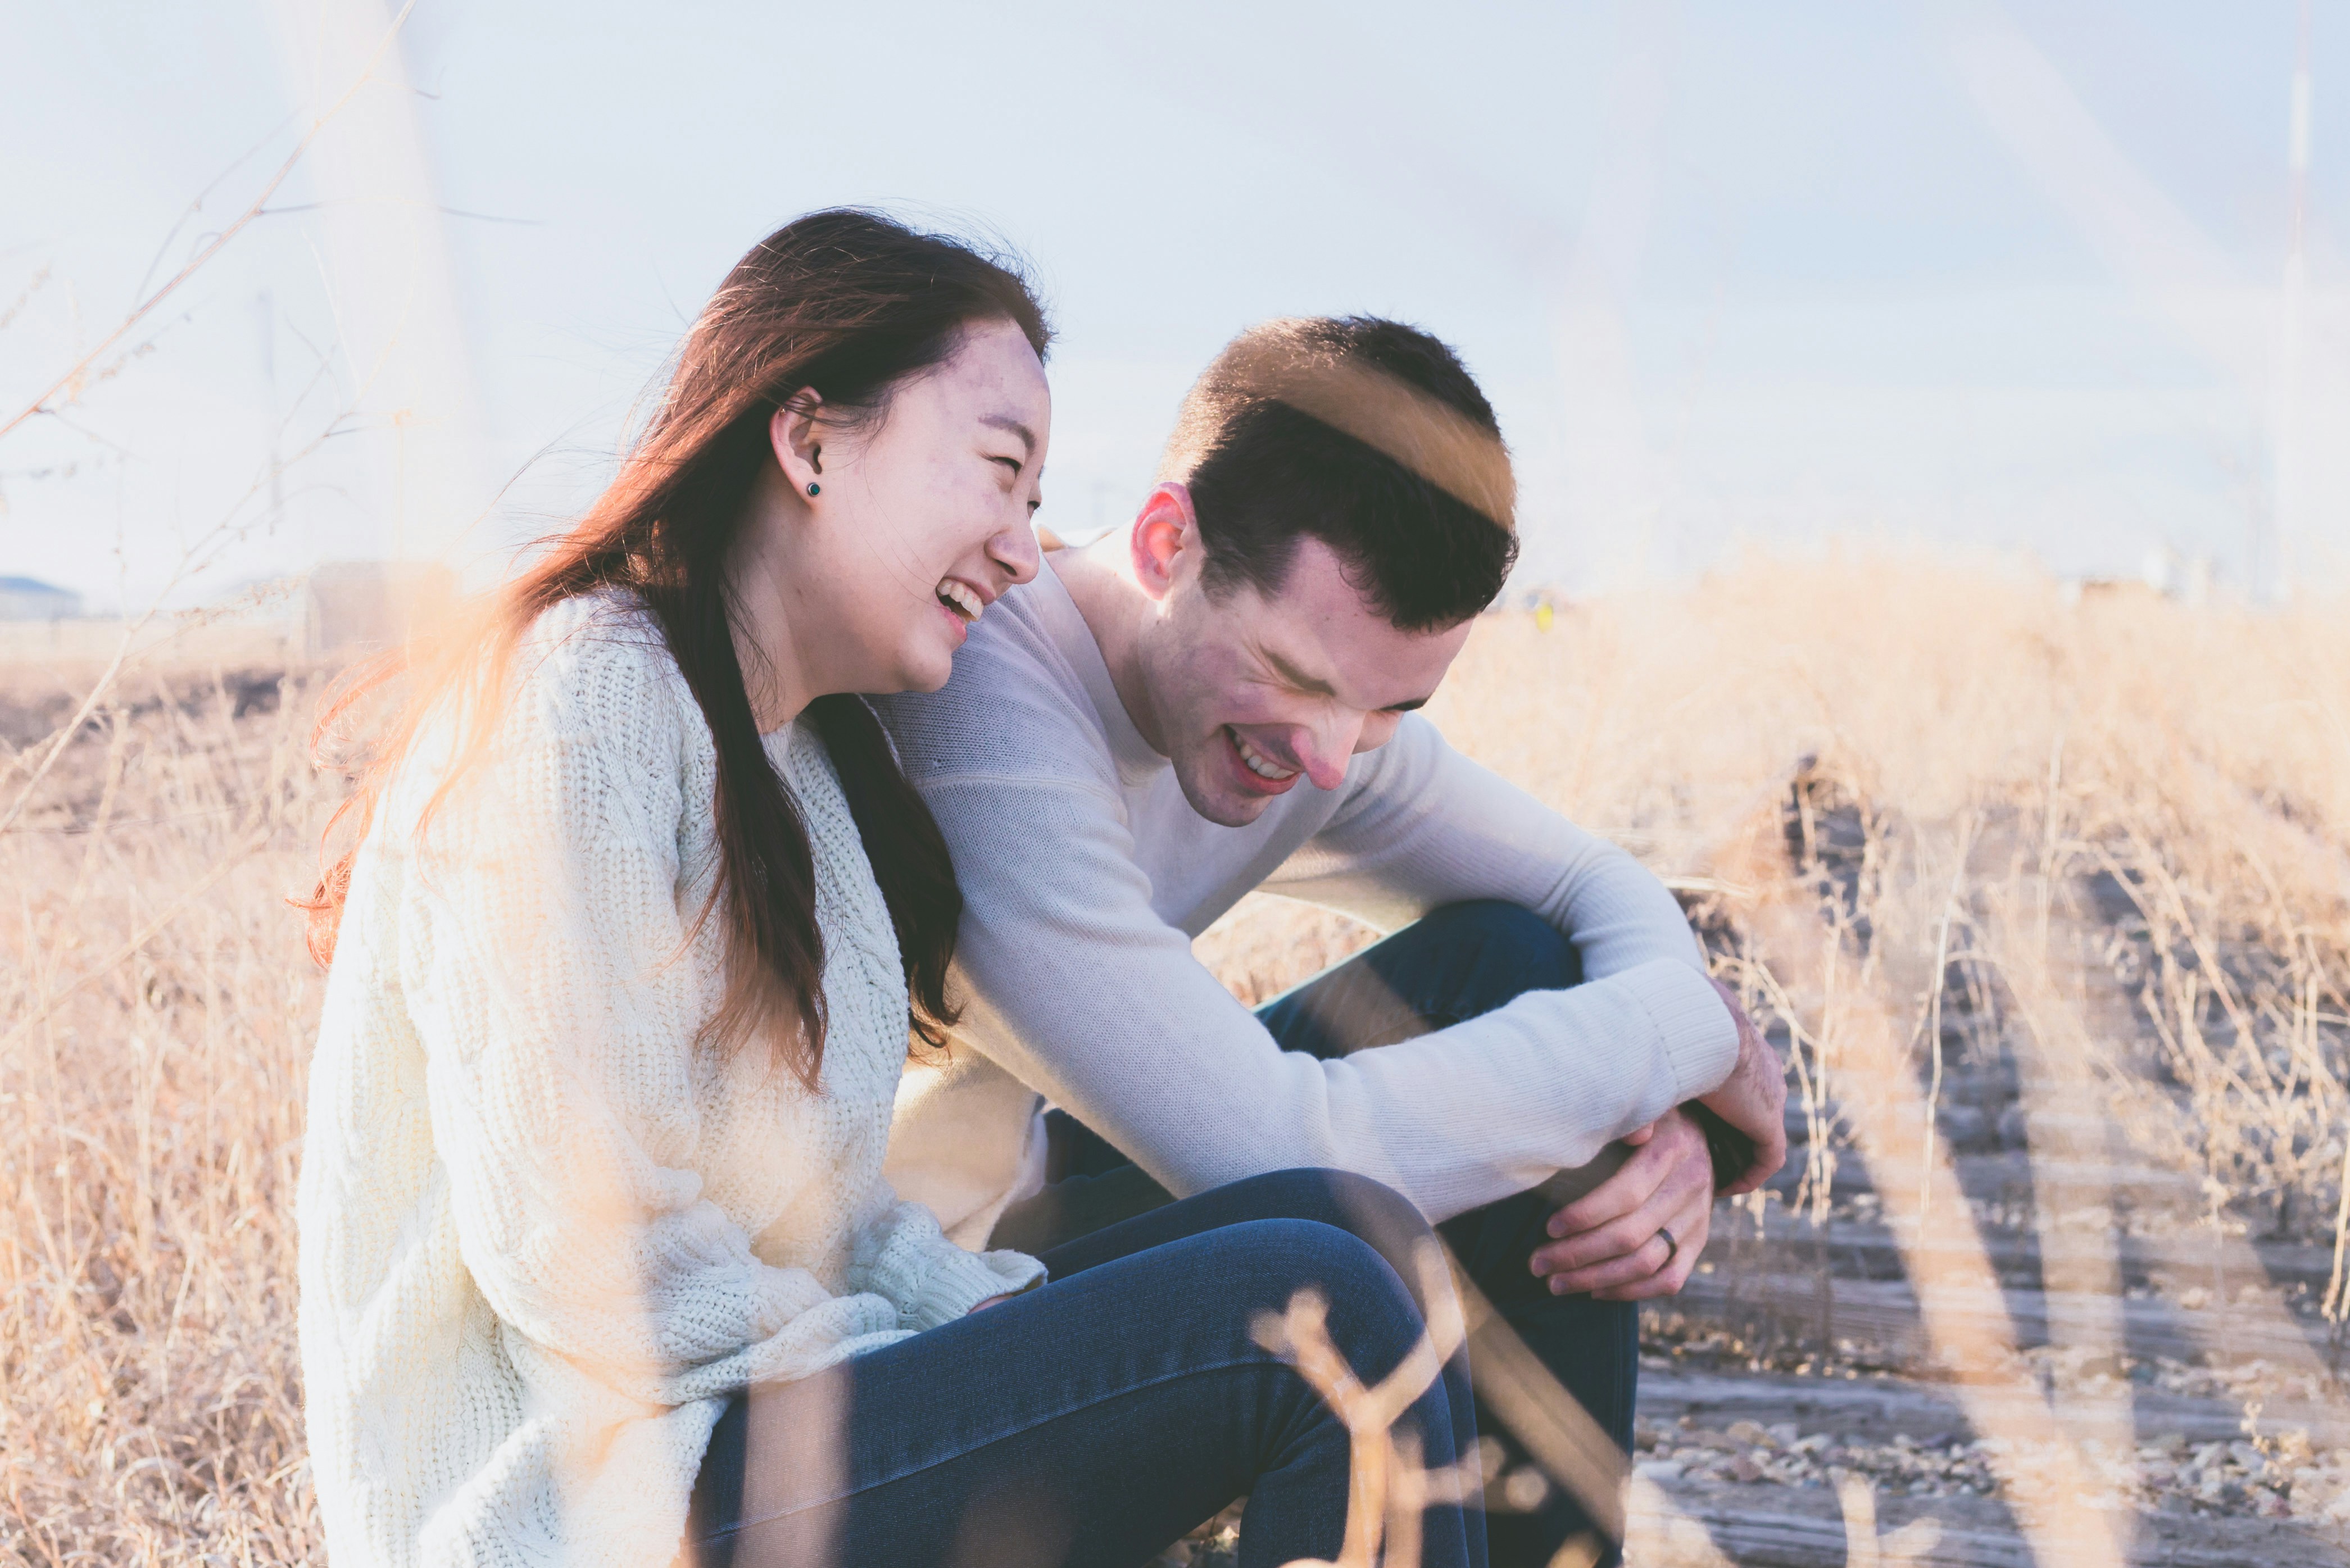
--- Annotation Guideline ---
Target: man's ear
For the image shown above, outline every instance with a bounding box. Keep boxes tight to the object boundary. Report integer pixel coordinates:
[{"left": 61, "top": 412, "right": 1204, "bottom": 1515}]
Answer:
[
  {"left": 769, "top": 390, "right": 825, "bottom": 495},
  {"left": 1129, "top": 483, "right": 1197, "bottom": 603}
]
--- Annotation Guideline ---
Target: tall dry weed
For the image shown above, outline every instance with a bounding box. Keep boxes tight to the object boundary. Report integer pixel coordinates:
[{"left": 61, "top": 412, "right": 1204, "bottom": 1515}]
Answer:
[
  {"left": 3, "top": 654, "right": 333, "bottom": 1563},
  {"left": 1423, "top": 547, "right": 2350, "bottom": 1281}
]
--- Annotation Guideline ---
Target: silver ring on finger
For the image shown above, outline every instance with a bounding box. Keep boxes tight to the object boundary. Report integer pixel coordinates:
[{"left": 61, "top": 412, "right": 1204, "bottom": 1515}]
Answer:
[{"left": 1657, "top": 1225, "right": 1678, "bottom": 1267}]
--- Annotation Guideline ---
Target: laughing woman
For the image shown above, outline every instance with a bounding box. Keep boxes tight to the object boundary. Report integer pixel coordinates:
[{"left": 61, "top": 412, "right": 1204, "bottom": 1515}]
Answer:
[{"left": 296, "top": 211, "right": 1482, "bottom": 1568}]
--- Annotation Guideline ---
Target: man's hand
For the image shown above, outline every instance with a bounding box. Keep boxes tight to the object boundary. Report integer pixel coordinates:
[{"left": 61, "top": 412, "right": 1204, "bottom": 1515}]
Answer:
[
  {"left": 1697, "top": 975, "right": 1787, "bottom": 1197},
  {"left": 1529, "top": 1107, "right": 1714, "bottom": 1301}
]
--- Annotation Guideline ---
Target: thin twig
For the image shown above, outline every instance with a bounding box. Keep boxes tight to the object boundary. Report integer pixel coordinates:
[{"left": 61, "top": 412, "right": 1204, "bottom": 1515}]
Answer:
[{"left": 0, "top": 0, "right": 418, "bottom": 444}]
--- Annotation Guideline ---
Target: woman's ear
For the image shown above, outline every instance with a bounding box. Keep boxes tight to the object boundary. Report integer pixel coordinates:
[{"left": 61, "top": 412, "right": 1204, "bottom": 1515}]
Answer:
[
  {"left": 769, "top": 390, "right": 825, "bottom": 495},
  {"left": 1129, "top": 483, "right": 1197, "bottom": 602}
]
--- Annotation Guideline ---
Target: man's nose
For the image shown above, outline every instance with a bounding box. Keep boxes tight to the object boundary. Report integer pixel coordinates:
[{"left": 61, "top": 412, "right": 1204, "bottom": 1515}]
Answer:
[
  {"left": 1298, "top": 715, "right": 1364, "bottom": 791},
  {"left": 993, "top": 520, "right": 1042, "bottom": 587}
]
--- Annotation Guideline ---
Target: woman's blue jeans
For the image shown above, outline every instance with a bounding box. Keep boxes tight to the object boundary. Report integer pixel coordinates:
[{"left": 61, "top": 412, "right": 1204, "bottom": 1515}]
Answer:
[{"left": 687, "top": 1169, "right": 1484, "bottom": 1568}]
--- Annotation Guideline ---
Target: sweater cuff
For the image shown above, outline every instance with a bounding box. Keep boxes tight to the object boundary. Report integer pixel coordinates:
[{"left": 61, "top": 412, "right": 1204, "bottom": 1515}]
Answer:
[
  {"left": 1628, "top": 960, "right": 1741, "bottom": 1102},
  {"left": 903, "top": 1246, "right": 1048, "bottom": 1331}
]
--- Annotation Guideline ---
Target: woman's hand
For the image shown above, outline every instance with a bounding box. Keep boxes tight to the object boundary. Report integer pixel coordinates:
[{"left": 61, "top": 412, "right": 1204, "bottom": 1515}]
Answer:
[{"left": 967, "top": 1294, "right": 1012, "bottom": 1314}]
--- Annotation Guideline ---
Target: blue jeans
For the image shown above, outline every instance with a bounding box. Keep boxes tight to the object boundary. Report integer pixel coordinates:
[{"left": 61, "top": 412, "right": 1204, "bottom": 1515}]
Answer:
[
  {"left": 992, "top": 901, "right": 1634, "bottom": 1568},
  {"left": 688, "top": 1169, "right": 1484, "bottom": 1568}
]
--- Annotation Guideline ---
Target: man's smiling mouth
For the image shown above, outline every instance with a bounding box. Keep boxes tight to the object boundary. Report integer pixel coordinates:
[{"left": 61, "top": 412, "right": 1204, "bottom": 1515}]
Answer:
[{"left": 1227, "top": 726, "right": 1299, "bottom": 782}]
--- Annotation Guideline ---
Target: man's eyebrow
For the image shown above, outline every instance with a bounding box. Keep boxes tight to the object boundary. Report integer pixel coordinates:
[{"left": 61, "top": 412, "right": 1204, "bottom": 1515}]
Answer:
[
  {"left": 1260, "top": 646, "right": 1337, "bottom": 697},
  {"left": 1261, "top": 645, "right": 1430, "bottom": 710},
  {"left": 981, "top": 413, "right": 1037, "bottom": 457}
]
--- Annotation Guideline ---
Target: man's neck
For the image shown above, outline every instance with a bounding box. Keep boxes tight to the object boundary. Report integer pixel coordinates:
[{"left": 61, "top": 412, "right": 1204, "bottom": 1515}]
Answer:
[{"left": 1051, "top": 542, "right": 1171, "bottom": 757}]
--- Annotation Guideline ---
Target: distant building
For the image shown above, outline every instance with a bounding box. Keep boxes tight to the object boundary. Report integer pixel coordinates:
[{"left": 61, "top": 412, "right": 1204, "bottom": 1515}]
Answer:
[
  {"left": 305, "top": 561, "right": 457, "bottom": 657},
  {"left": 0, "top": 576, "right": 84, "bottom": 622}
]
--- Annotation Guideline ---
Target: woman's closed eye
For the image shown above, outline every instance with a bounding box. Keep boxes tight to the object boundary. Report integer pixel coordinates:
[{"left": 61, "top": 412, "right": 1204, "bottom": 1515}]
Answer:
[{"left": 990, "top": 453, "right": 1044, "bottom": 511}]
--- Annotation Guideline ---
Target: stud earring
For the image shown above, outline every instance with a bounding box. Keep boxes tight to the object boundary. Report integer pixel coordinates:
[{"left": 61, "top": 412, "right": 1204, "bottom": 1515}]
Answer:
[{"left": 806, "top": 481, "right": 820, "bottom": 496}]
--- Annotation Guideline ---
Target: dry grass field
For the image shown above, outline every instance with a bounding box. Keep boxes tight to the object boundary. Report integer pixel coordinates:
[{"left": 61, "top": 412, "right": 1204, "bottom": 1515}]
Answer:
[{"left": 4, "top": 551, "right": 2348, "bottom": 1565}]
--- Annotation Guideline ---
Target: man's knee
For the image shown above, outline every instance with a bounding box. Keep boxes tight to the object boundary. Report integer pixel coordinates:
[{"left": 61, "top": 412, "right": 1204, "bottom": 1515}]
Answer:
[
  {"left": 1416, "top": 901, "right": 1580, "bottom": 992},
  {"left": 1260, "top": 902, "right": 1580, "bottom": 1059}
]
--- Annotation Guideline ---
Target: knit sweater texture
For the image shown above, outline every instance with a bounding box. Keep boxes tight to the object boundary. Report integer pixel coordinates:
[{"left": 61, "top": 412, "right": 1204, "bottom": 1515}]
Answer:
[
  {"left": 873, "top": 557, "right": 1741, "bottom": 1244},
  {"left": 297, "top": 593, "right": 1042, "bottom": 1568}
]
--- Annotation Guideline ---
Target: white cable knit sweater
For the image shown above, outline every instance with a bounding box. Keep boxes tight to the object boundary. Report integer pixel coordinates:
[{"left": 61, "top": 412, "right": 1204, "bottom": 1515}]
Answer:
[{"left": 297, "top": 593, "right": 1042, "bottom": 1568}]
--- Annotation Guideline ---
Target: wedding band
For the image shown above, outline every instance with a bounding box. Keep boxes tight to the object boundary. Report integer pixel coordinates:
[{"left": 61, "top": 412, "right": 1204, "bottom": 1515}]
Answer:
[{"left": 1657, "top": 1226, "right": 1678, "bottom": 1266}]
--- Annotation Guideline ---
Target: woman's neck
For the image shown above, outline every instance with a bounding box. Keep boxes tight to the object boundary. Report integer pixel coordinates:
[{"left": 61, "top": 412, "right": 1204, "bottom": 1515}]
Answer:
[{"left": 727, "top": 471, "right": 827, "bottom": 734}]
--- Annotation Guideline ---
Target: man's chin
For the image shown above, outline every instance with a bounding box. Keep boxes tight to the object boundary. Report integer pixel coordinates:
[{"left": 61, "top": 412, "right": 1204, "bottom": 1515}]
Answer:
[{"left": 1173, "top": 767, "right": 1273, "bottom": 829}]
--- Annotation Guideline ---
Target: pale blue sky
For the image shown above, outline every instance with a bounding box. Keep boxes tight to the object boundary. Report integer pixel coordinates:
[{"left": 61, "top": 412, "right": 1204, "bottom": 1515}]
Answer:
[{"left": 3, "top": 0, "right": 2343, "bottom": 610}]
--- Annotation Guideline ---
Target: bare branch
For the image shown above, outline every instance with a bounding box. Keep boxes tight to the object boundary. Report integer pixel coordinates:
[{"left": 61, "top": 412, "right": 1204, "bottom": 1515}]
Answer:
[{"left": 0, "top": 0, "right": 418, "bottom": 446}]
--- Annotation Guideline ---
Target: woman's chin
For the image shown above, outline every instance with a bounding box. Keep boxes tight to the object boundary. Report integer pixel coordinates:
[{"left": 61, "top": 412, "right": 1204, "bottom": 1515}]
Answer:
[
  {"left": 859, "top": 611, "right": 970, "bottom": 697},
  {"left": 897, "top": 642, "right": 959, "bottom": 694}
]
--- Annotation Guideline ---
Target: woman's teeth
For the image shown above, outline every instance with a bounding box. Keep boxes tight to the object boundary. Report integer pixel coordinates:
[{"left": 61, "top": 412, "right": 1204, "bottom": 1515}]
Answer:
[
  {"left": 1231, "top": 729, "right": 1298, "bottom": 781},
  {"left": 936, "top": 579, "right": 983, "bottom": 622}
]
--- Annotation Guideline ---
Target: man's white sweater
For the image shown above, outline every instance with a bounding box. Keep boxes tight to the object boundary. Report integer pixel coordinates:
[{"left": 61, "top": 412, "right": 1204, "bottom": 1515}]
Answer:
[
  {"left": 298, "top": 594, "right": 1041, "bottom": 1568},
  {"left": 873, "top": 558, "right": 1740, "bottom": 1247}
]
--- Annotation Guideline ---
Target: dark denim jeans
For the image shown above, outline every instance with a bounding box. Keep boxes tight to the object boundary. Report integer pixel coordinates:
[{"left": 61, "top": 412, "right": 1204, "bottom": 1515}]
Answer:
[
  {"left": 991, "top": 901, "right": 1635, "bottom": 1568},
  {"left": 688, "top": 1169, "right": 1484, "bottom": 1568}
]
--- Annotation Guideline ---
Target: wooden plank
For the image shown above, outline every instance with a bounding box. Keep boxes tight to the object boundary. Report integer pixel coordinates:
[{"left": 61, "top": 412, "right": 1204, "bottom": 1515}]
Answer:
[
  {"left": 1667, "top": 1271, "right": 2329, "bottom": 1367},
  {"left": 1708, "top": 1211, "right": 2344, "bottom": 1292},
  {"left": 1764, "top": 1151, "right": 2206, "bottom": 1209},
  {"left": 1638, "top": 1365, "right": 2350, "bottom": 1448}
]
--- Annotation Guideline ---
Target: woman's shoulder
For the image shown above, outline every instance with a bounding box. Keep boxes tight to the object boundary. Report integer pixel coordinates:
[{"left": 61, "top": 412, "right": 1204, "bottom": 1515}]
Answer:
[{"left": 509, "top": 589, "right": 697, "bottom": 744}]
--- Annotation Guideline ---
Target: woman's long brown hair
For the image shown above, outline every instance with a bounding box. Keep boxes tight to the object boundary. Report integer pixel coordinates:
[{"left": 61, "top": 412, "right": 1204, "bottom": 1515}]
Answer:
[{"left": 298, "top": 210, "right": 1051, "bottom": 1087}]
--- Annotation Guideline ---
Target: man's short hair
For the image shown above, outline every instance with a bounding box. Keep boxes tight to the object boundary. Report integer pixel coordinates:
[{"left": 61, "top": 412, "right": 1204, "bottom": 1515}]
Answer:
[{"left": 1159, "top": 316, "right": 1518, "bottom": 630}]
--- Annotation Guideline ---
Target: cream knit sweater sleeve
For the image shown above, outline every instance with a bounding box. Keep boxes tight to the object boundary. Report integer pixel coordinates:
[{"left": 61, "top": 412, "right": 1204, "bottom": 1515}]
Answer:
[{"left": 846, "top": 1196, "right": 1038, "bottom": 1328}]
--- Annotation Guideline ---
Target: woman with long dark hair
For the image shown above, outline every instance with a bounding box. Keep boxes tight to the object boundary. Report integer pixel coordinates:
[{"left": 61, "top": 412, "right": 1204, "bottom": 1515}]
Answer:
[{"left": 296, "top": 210, "right": 1482, "bottom": 1568}]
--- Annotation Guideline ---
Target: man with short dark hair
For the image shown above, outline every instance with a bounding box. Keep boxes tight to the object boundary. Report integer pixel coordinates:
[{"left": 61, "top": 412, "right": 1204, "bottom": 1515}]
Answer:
[{"left": 875, "top": 316, "right": 1785, "bottom": 1566}]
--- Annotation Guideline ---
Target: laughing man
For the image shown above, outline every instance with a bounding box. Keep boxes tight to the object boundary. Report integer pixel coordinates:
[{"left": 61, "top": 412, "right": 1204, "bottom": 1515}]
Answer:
[{"left": 874, "top": 316, "right": 1786, "bottom": 1566}]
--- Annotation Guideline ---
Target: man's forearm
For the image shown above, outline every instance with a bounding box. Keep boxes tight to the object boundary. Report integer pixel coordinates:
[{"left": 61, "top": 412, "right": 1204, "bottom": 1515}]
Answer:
[{"left": 955, "top": 924, "right": 1738, "bottom": 1223}]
